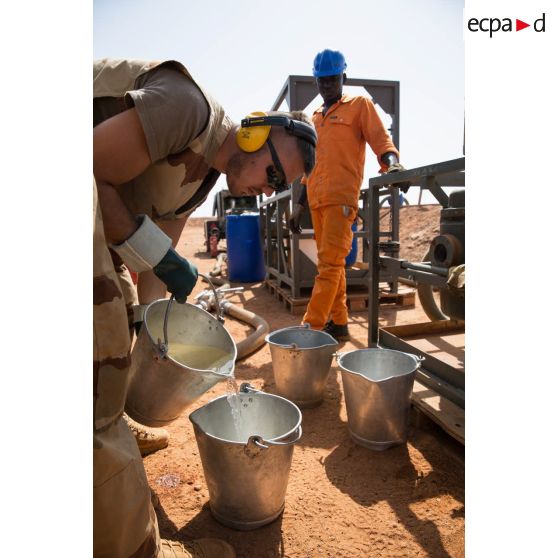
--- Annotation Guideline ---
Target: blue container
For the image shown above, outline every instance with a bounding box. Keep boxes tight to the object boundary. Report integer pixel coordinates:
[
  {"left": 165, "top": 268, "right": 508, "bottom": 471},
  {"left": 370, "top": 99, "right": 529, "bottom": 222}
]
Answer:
[
  {"left": 345, "top": 221, "right": 358, "bottom": 267},
  {"left": 387, "top": 192, "right": 405, "bottom": 206},
  {"left": 226, "top": 213, "right": 266, "bottom": 282}
]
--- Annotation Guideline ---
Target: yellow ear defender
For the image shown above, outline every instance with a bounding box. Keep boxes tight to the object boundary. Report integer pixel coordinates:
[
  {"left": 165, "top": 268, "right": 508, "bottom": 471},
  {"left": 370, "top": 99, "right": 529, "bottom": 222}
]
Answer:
[{"left": 236, "top": 111, "right": 271, "bottom": 152}]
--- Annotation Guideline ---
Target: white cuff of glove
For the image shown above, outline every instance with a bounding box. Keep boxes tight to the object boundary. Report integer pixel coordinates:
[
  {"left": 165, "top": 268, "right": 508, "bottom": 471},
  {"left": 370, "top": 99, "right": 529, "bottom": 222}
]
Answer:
[
  {"left": 110, "top": 215, "right": 172, "bottom": 272},
  {"left": 132, "top": 304, "right": 148, "bottom": 323}
]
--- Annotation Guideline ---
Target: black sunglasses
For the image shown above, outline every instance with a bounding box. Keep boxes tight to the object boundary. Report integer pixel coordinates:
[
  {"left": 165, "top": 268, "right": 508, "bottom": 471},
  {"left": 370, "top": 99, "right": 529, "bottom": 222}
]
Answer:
[{"left": 265, "top": 138, "right": 288, "bottom": 192}]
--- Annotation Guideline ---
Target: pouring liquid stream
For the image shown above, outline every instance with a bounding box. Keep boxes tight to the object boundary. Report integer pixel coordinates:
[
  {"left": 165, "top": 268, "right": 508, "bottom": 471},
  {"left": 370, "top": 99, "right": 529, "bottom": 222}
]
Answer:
[
  {"left": 226, "top": 376, "right": 243, "bottom": 441},
  {"left": 166, "top": 342, "right": 243, "bottom": 440}
]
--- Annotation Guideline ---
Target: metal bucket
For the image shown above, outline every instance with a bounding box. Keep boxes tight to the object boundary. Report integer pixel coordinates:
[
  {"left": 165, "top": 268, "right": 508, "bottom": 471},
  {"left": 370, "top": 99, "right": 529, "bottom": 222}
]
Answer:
[
  {"left": 125, "top": 298, "right": 236, "bottom": 427},
  {"left": 266, "top": 325, "right": 338, "bottom": 408},
  {"left": 338, "top": 349, "right": 422, "bottom": 450},
  {"left": 189, "top": 384, "right": 302, "bottom": 530}
]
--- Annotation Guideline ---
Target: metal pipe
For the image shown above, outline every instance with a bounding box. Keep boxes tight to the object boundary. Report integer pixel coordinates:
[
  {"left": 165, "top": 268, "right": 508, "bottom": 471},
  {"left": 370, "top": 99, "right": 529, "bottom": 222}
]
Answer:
[
  {"left": 368, "top": 184, "right": 380, "bottom": 347},
  {"left": 367, "top": 157, "right": 465, "bottom": 188},
  {"left": 198, "top": 273, "right": 224, "bottom": 322},
  {"left": 398, "top": 277, "right": 418, "bottom": 288},
  {"left": 401, "top": 261, "right": 449, "bottom": 277}
]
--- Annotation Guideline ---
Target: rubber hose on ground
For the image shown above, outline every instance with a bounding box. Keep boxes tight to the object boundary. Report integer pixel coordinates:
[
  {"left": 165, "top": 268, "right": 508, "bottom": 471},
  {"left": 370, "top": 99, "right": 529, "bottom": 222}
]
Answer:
[
  {"left": 221, "top": 301, "right": 270, "bottom": 361},
  {"left": 201, "top": 275, "right": 230, "bottom": 288}
]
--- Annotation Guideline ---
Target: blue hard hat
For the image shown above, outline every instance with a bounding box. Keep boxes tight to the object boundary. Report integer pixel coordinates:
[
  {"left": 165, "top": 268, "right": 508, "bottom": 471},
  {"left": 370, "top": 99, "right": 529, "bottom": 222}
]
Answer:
[{"left": 312, "top": 49, "right": 347, "bottom": 78}]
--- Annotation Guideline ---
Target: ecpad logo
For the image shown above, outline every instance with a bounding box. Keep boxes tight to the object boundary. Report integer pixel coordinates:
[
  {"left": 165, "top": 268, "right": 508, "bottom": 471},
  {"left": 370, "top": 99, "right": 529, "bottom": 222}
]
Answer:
[{"left": 468, "top": 13, "right": 546, "bottom": 37}]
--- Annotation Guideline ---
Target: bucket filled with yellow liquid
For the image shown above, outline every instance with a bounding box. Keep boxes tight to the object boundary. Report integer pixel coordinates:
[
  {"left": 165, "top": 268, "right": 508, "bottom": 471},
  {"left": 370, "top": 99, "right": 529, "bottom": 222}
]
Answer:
[{"left": 126, "top": 298, "right": 237, "bottom": 427}]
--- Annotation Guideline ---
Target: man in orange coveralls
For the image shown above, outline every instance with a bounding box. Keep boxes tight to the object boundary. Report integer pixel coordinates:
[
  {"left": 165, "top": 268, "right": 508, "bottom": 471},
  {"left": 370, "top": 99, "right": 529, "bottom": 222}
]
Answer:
[{"left": 289, "top": 49, "right": 407, "bottom": 341}]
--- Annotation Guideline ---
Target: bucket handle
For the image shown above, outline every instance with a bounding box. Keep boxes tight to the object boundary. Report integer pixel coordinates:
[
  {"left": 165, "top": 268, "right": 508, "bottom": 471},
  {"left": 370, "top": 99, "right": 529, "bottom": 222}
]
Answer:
[
  {"left": 156, "top": 295, "right": 175, "bottom": 356},
  {"left": 246, "top": 426, "right": 303, "bottom": 450},
  {"left": 239, "top": 383, "right": 303, "bottom": 451},
  {"left": 239, "top": 382, "right": 259, "bottom": 394},
  {"left": 334, "top": 350, "right": 424, "bottom": 364},
  {"left": 270, "top": 323, "right": 309, "bottom": 350},
  {"left": 279, "top": 323, "right": 310, "bottom": 330},
  {"left": 156, "top": 273, "right": 224, "bottom": 356},
  {"left": 405, "top": 353, "right": 425, "bottom": 368}
]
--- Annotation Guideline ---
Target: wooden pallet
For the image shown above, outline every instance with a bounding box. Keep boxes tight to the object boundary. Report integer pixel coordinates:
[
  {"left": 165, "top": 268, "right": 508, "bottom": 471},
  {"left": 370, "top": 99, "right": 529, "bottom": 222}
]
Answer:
[
  {"left": 264, "top": 279, "right": 415, "bottom": 315},
  {"left": 380, "top": 320, "right": 465, "bottom": 445},
  {"left": 412, "top": 381, "right": 465, "bottom": 445}
]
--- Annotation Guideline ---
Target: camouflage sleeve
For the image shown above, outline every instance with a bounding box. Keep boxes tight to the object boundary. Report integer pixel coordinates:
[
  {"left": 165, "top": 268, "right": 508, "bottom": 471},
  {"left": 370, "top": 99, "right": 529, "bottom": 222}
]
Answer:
[{"left": 127, "top": 65, "right": 210, "bottom": 163}]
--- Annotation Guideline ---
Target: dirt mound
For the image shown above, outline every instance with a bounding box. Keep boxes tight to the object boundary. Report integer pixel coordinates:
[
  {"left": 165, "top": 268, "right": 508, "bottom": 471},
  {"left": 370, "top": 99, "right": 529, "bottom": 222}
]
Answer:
[{"left": 396, "top": 205, "right": 441, "bottom": 263}]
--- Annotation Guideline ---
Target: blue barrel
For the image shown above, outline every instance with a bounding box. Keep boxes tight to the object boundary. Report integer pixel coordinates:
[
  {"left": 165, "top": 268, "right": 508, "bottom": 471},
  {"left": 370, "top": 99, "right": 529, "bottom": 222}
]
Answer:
[
  {"left": 345, "top": 221, "right": 358, "bottom": 267},
  {"left": 387, "top": 192, "right": 405, "bottom": 206},
  {"left": 226, "top": 213, "right": 266, "bottom": 282}
]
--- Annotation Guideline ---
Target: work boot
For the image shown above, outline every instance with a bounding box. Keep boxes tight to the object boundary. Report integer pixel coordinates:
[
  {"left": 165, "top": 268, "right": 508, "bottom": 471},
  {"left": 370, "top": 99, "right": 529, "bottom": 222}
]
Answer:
[
  {"left": 322, "top": 320, "right": 350, "bottom": 342},
  {"left": 123, "top": 413, "right": 169, "bottom": 456},
  {"left": 158, "top": 538, "right": 235, "bottom": 558}
]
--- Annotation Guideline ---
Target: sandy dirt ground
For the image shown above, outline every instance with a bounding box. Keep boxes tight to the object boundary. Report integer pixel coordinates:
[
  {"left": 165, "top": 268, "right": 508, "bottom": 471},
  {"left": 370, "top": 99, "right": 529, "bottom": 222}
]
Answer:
[{"left": 143, "top": 205, "right": 465, "bottom": 558}]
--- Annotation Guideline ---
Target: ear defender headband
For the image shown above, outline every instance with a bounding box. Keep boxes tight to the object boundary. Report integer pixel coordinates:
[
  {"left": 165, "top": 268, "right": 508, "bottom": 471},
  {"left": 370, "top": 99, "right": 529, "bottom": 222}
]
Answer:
[{"left": 236, "top": 111, "right": 317, "bottom": 153}]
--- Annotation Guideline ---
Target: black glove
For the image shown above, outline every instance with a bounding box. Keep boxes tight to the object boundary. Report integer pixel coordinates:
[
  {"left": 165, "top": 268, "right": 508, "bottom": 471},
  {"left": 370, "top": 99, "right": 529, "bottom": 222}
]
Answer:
[
  {"left": 153, "top": 248, "right": 198, "bottom": 303},
  {"left": 387, "top": 163, "right": 412, "bottom": 193},
  {"left": 289, "top": 203, "right": 306, "bottom": 234}
]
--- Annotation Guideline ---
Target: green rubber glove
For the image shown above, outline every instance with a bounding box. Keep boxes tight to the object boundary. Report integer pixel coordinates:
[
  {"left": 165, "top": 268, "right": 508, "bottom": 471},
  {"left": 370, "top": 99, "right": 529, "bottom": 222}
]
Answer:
[{"left": 153, "top": 248, "right": 198, "bottom": 303}]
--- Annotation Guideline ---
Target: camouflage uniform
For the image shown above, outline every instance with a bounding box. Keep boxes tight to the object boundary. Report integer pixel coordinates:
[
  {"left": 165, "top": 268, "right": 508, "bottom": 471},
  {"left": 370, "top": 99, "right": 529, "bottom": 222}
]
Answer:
[
  {"left": 94, "top": 58, "right": 233, "bottom": 321},
  {"left": 93, "top": 179, "right": 160, "bottom": 557},
  {"left": 93, "top": 60, "right": 233, "bottom": 557},
  {"left": 93, "top": 58, "right": 233, "bottom": 222}
]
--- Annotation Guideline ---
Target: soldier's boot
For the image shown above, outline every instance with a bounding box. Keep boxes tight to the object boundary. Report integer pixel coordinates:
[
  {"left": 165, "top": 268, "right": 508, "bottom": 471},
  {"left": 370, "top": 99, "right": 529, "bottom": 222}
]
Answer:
[
  {"left": 123, "top": 413, "right": 169, "bottom": 456},
  {"left": 158, "top": 538, "right": 235, "bottom": 558}
]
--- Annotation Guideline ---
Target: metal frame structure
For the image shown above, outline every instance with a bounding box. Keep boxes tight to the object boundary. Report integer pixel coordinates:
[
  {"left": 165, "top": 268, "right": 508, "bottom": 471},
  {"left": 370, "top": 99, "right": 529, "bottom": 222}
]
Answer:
[
  {"left": 261, "top": 75, "right": 401, "bottom": 297},
  {"left": 367, "top": 157, "right": 466, "bottom": 410}
]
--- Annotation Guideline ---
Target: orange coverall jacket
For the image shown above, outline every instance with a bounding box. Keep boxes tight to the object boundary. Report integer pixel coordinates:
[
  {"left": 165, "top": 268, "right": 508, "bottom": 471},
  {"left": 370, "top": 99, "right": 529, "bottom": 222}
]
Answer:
[{"left": 304, "top": 94, "right": 399, "bottom": 210}]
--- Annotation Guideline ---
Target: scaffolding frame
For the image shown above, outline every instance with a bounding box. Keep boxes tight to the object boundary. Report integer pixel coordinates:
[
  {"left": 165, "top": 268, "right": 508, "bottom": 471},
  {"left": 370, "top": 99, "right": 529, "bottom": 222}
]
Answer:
[{"left": 262, "top": 75, "right": 401, "bottom": 297}]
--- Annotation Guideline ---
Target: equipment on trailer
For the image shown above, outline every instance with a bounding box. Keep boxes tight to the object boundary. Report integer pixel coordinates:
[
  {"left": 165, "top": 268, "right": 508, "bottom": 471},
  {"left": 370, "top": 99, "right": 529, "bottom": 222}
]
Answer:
[
  {"left": 367, "top": 157, "right": 466, "bottom": 344},
  {"left": 419, "top": 188, "right": 465, "bottom": 321},
  {"left": 367, "top": 158, "right": 465, "bottom": 445}
]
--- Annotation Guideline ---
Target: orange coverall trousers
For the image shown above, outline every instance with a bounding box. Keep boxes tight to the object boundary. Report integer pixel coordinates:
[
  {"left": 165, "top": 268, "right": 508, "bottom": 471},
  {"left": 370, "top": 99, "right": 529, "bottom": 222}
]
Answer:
[{"left": 303, "top": 204, "right": 357, "bottom": 329}]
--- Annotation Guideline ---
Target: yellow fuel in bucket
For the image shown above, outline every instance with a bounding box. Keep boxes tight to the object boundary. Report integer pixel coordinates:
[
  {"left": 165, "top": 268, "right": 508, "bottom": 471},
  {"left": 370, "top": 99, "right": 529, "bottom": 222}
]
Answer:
[{"left": 166, "top": 343, "right": 232, "bottom": 370}]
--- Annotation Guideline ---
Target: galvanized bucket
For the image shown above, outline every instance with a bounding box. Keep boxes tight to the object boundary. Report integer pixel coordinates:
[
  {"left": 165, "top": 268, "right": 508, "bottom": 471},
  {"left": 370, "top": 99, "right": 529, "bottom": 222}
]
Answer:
[
  {"left": 125, "top": 298, "right": 236, "bottom": 427},
  {"left": 338, "top": 349, "right": 423, "bottom": 450},
  {"left": 266, "top": 325, "right": 338, "bottom": 408},
  {"left": 189, "top": 384, "right": 302, "bottom": 530}
]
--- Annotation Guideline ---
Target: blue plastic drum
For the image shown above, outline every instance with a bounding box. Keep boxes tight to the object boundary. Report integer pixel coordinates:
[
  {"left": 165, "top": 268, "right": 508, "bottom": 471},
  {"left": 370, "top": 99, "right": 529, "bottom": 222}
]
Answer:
[
  {"left": 345, "top": 221, "right": 358, "bottom": 267},
  {"left": 226, "top": 213, "right": 266, "bottom": 282}
]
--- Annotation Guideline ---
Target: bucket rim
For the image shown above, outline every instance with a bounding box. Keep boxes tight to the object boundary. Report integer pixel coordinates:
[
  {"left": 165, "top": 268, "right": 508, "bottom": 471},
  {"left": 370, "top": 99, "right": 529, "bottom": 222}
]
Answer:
[
  {"left": 337, "top": 347, "right": 422, "bottom": 382},
  {"left": 189, "top": 391, "right": 302, "bottom": 445},
  {"left": 265, "top": 326, "right": 338, "bottom": 350},
  {"left": 143, "top": 298, "right": 237, "bottom": 377}
]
